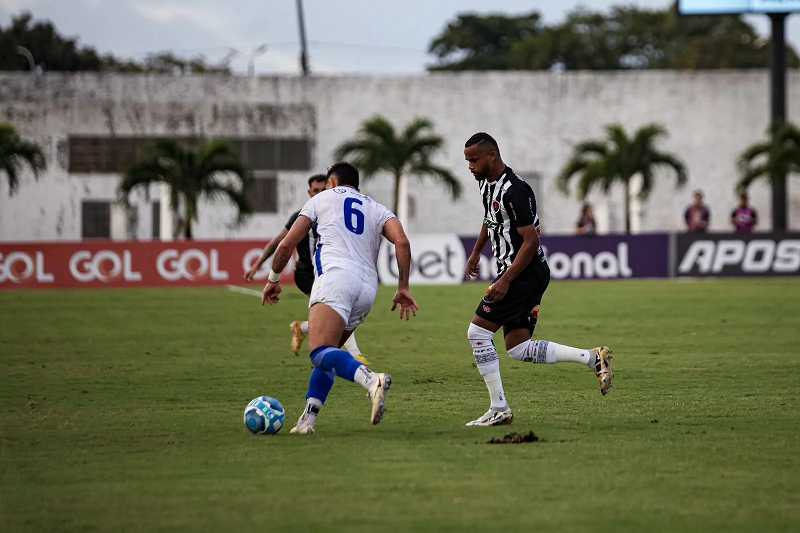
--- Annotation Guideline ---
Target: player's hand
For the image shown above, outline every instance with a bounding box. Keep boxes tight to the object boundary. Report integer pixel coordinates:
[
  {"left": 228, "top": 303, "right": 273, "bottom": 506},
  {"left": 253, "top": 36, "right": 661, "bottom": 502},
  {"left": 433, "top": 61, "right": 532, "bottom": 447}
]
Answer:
[
  {"left": 466, "top": 253, "right": 481, "bottom": 279},
  {"left": 485, "top": 277, "right": 510, "bottom": 303},
  {"left": 391, "top": 288, "right": 419, "bottom": 321},
  {"left": 244, "top": 265, "right": 259, "bottom": 282},
  {"left": 261, "top": 281, "right": 282, "bottom": 305}
]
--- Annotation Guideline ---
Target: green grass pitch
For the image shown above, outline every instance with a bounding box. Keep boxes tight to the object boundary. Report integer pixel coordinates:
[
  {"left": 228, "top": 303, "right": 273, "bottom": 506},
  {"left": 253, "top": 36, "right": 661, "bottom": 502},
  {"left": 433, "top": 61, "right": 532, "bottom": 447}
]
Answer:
[{"left": 1, "top": 279, "right": 799, "bottom": 532}]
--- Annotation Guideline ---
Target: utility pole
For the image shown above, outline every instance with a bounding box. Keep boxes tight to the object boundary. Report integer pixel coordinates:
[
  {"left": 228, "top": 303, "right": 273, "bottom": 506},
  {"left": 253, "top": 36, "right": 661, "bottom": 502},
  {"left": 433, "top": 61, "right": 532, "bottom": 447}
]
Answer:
[
  {"left": 296, "top": 0, "right": 310, "bottom": 76},
  {"left": 769, "top": 13, "right": 788, "bottom": 232}
]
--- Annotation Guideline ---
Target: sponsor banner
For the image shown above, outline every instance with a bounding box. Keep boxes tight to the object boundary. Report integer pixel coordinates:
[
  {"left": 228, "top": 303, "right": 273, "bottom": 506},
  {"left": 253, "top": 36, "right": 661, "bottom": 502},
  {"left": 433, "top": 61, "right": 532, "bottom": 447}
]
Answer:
[
  {"left": 461, "top": 233, "right": 670, "bottom": 281},
  {"left": 676, "top": 233, "right": 800, "bottom": 277},
  {"left": 0, "top": 241, "right": 295, "bottom": 290},
  {"left": 378, "top": 234, "right": 467, "bottom": 285}
]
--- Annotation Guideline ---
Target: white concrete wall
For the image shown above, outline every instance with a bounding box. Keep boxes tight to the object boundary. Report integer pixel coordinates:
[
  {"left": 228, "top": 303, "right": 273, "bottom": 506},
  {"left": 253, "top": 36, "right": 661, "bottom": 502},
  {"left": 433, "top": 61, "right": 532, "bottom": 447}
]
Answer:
[{"left": 1, "top": 70, "right": 799, "bottom": 242}]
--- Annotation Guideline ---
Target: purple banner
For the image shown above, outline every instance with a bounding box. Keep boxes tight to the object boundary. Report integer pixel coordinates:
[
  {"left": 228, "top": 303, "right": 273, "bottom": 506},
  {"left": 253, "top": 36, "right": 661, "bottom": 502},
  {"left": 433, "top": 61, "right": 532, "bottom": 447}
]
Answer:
[{"left": 461, "top": 233, "right": 670, "bottom": 281}]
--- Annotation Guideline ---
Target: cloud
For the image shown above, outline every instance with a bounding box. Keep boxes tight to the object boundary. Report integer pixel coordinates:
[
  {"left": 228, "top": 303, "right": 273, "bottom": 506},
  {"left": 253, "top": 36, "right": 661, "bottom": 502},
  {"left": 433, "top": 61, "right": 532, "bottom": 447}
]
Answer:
[
  {"left": 129, "top": 1, "right": 237, "bottom": 42},
  {"left": 0, "top": 0, "right": 42, "bottom": 12}
]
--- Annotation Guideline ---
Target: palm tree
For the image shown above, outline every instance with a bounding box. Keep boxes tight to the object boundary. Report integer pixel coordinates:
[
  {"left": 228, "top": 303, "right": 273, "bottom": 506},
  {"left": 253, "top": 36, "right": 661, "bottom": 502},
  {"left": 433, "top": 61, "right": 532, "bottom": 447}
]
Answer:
[
  {"left": 118, "top": 139, "right": 253, "bottom": 239},
  {"left": 333, "top": 115, "right": 462, "bottom": 220},
  {"left": 737, "top": 122, "right": 800, "bottom": 232},
  {"left": 0, "top": 123, "right": 47, "bottom": 196},
  {"left": 558, "top": 123, "right": 687, "bottom": 234}
]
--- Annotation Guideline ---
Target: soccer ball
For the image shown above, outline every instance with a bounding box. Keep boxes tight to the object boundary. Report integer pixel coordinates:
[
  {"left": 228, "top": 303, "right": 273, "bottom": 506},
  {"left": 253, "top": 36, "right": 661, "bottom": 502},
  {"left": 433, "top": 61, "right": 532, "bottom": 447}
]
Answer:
[{"left": 244, "top": 396, "right": 285, "bottom": 435}]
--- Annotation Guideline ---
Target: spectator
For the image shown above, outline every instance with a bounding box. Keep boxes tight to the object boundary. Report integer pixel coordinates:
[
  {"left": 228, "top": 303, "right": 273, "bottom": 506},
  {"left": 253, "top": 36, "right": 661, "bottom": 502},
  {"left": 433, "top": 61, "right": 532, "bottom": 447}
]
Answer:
[
  {"left": 684, "top": 190, "right": 710, "bottom": 233},
  {"left": 575, "top": 203, "right": 597, "bottom": 235},
  {"left": 731, "top": 193, "right": 758, "bottom": 233}
]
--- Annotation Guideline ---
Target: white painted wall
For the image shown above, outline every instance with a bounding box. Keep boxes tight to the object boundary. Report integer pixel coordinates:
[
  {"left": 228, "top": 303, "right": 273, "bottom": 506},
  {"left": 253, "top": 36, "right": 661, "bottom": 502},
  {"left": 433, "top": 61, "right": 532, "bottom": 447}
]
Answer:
[{"left": 1, "top": 70, "right": 798, "bottom": 242}]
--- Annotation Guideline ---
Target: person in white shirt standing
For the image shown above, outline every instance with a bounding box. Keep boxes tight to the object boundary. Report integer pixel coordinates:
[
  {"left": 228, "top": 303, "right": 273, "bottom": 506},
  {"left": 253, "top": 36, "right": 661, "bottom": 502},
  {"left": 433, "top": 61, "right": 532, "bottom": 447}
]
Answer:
[{"left": 262, "top": 162, "right": 418, "bottom": 433}]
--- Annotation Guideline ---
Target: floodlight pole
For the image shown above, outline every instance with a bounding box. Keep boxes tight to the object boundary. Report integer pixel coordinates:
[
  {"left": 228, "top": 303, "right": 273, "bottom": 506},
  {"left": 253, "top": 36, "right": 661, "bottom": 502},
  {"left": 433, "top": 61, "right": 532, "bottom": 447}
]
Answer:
[{"left": 769, "top": 13, "right": 788, "bottom": 232}]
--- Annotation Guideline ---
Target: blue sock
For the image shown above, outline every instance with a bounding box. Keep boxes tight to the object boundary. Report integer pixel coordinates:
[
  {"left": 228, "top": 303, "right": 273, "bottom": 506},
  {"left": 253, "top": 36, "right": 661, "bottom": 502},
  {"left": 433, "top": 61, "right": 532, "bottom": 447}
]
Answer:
[
  {"left": 310, "top": 346, "right": 362, "bottom": 382},
  {"left": 306, "top": 368, "right": 335, "bottom": 403}
]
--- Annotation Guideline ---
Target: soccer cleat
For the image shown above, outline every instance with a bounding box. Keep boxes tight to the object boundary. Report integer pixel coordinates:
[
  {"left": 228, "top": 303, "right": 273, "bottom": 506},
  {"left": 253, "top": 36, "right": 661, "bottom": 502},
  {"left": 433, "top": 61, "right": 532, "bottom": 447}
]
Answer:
[
  {"left": 466, "top": 408, "right": 514, "bottom": 427},
  {"left": 289, "top": 321, "right": 306, "bottom": 356},
  {"left": 353, "top": 354, "right": 372, "bottom": 365},
  {"left": 367, "top": 373, "right": 392, "bottom": 425},
  {"left": 289, "top": 424, "right": 315, "bottom": 435},
  {"left": 289, "top": 412, "right": 316, "bottom": 435},
  {"left": 593, "top": 346, "right": 614, "bottom": 396}
]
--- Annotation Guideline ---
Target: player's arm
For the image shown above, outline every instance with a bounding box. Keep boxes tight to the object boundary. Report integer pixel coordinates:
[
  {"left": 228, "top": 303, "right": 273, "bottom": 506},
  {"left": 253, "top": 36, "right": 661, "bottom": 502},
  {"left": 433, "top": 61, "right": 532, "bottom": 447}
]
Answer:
[
  {"left": 731, "top": 209, "right": 738, "bottom": 228},
  {"left": 467, "top": 224, "right": 489, "bottom": 279},
  {"left": 244, "top": 227, "right": 289, "bottom": 281},
  {"left": 261, "top": 216, "right": 313, "bottom": 306},
  {"left": 383, "top": 218, "right": 418, "bottom": 320}
]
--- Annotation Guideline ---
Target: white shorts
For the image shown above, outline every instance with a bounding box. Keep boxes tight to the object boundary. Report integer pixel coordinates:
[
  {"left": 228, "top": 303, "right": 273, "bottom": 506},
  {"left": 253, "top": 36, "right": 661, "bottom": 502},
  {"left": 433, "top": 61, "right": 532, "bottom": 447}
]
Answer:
[{"left": 309, "top": 267, "right": 378, "bottom": 331}]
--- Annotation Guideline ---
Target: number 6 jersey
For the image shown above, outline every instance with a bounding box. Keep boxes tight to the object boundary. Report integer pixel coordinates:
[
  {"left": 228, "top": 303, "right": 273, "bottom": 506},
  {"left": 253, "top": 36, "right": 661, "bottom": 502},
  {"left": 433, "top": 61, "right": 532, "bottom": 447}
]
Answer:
[{"left": 298, "top": 186, "right": 397, "bottom": 287}]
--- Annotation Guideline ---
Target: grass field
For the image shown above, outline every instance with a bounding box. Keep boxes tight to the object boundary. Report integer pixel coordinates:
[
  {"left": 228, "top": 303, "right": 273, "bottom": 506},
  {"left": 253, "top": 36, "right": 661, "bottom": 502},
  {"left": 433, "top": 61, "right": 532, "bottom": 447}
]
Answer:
[{"left": 1, "top": 279, "right": 800, "bottom": 532}]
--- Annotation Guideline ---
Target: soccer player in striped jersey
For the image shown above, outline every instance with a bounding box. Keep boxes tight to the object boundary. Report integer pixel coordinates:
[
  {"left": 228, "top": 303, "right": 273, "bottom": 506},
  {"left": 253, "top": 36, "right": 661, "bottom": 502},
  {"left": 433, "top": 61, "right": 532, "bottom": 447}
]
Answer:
[{"left": 463, "top": 133, "right": 614, "bottom": 427}]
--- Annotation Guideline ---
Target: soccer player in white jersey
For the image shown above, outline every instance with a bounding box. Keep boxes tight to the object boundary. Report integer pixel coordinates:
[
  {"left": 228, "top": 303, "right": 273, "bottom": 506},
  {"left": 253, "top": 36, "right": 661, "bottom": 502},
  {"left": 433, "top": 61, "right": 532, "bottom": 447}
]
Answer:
[
  {"left": 244, "top": 174, "right": 370, "bottom": 365},
  {"left": 261, "top": 162, "right": 418, "bottom": 433},
  {"left": 463, "top": 133, "right": 614, "bottom": 427}
]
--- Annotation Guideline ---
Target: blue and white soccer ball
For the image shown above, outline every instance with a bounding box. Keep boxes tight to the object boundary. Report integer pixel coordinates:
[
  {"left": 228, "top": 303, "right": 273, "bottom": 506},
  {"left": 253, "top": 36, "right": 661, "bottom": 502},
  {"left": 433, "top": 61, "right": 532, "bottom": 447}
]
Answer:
[{"left": 244, "top": 396, "right": 285, "bottom": 435}]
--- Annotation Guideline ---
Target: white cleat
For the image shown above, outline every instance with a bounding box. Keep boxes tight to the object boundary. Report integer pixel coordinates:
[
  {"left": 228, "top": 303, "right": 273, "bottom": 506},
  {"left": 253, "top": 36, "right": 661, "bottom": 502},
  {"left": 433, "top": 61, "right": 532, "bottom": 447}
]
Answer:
[
  {"left": 367, "top": 373, "right": 392, "bottom": 425},
  {"left": 466, "top": 408, "right": 515, "bottom": 427},
  {"left": 289, "top": 411, "right": 316, "bottom": 434},
  {"left": 289, "top": 424, "right": 315, "bottom": 435}
]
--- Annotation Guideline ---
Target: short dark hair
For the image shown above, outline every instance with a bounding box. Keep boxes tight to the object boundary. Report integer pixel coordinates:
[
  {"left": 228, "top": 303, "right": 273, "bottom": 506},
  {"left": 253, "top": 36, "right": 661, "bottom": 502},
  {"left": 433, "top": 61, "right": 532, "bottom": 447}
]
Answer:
[
  {"left": 465, "top": 132, "right": 499, "bottom": 152},
  {"left": 308, "top": 174, "right": 327, "bottom": 187},
  {"left": 327, "top": 162, "right": 359, "bottom": 189}
]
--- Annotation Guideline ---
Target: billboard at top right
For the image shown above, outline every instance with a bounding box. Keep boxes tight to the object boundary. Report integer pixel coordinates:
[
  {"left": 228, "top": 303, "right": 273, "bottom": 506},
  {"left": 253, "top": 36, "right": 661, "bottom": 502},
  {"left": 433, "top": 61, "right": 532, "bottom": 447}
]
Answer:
[{"left": 679, "top": 0, "right": 800, "bottom": 13}]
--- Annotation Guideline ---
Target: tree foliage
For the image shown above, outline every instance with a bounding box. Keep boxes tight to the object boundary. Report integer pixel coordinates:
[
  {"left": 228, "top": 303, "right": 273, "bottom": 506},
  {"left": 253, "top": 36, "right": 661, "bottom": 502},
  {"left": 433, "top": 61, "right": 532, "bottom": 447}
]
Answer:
[
  {"left": 0, "top": 123, "right": 47, "bottom": 196},
  {"left": 737, "top": 123, "right": 800, "bottom": 194},
  {"left": 0, "top": 12, "right": 230, "bottom": 74},
  {"left": 428, "top": 5, "right": 798, "bottom": 71},
  {"left": 118, "top": 139, "right": 253, "bottom": 239},
  {"left": 558, "top": 123, "right": 687, "bottom": 233},
  {"left": 334, "top": 116, "right": 462, "bottom": 216}
]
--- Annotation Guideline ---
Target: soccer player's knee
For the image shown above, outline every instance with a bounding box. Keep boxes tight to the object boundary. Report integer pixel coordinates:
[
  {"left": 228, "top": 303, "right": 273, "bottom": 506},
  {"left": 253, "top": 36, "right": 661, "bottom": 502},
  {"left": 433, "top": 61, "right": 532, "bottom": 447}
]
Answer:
[{"left": 467, "top": 323, "right": 493, "bottom": 346}]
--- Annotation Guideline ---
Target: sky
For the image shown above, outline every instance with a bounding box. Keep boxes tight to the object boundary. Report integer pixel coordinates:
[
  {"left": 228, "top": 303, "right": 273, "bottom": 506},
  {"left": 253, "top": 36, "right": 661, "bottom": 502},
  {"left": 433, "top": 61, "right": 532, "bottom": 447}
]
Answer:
[{"left": 1, "top": 0, "right": 798, "bottom": 75}]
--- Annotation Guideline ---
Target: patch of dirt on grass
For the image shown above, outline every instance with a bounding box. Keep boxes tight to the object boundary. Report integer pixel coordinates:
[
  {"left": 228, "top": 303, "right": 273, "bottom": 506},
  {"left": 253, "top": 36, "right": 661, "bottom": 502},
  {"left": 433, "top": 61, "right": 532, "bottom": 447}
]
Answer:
[{"left": 487, "top": 431, "right": 542, "bottom": 444}]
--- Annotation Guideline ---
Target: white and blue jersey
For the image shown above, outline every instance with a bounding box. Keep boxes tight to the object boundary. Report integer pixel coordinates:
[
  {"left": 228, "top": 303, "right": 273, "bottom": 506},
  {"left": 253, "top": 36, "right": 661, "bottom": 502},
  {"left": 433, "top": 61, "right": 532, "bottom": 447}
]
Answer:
[{"left": 299, "top": 187, "right": 396, "bottom": 288}]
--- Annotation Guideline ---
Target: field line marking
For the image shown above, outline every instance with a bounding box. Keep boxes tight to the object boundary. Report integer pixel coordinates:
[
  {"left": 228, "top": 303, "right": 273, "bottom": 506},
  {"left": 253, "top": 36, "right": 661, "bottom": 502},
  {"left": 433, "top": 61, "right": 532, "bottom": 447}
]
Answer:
[{"left": 226, "top": 285, "right": 262, "bottom": 297}]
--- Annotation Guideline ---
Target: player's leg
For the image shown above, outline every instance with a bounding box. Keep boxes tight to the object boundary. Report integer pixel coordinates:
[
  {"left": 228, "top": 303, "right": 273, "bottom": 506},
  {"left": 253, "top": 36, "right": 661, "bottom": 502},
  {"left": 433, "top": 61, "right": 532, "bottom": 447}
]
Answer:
[
  {"left": 502, "top": 277, "right": 614, "bottom": 395},
  {"left": 466, "top": 314, "right": 515, "bottom": 427},
  {"left": 306, "top": 271, "right": 390, "bottom": 424},
  {"left": 290, "top": 368, "right": 334, "bottom": 434},
  {"left": 343, "top": 333, "right": 370, "bottom": 365},
  {"left": 289, "top": 275, "right": 315, "bottom": 356}
]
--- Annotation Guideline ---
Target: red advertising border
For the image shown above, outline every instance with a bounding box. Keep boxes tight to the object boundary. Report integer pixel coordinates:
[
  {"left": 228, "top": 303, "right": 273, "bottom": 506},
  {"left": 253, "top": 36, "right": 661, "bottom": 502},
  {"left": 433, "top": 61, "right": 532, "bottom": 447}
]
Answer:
[{"left": 0, "top": 241, "right": 295, "bottom": 290}]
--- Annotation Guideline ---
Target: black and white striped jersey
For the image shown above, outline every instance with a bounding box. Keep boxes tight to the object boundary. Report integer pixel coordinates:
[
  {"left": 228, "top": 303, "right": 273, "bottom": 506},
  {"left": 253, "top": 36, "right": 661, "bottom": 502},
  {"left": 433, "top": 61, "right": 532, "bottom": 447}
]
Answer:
[{"left": 479, "top": 166, "right": 546, "bottom": 279}]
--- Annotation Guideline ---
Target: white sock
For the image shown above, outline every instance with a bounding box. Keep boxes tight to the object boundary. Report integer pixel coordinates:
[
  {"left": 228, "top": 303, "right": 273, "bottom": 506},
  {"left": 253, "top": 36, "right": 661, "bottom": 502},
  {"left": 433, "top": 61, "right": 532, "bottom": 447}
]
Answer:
[
  {"left": 299, "top": 398, "right": 322, "bottom": 428},
  {"left": 343, "top": 333, "right": 361, "bottom": 355},
  {"left": 468, "top": 323, "right": 509, "bottom": 411},
  {"left": 352, "top": 365, "right": 376, "bottom": 391},
  {"left": 482, "top": 369, "right": 509, "bottom": 411},
  {"left": 300, "top": 321, "right": 309, "bottom": 335},
  {"left": 508, "top": 340, "right": 594, "bottom": 366}
]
